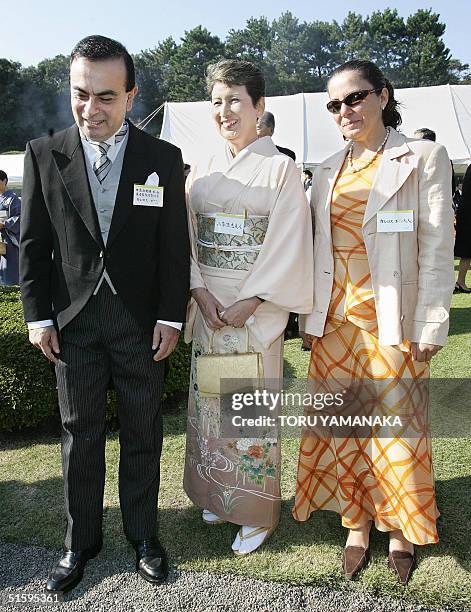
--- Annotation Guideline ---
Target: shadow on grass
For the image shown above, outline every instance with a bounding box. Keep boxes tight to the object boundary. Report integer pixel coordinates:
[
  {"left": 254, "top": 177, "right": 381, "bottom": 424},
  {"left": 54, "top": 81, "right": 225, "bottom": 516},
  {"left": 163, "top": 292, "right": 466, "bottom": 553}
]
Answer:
[
  {"left": 2, "top": 474, "right": 469, "bottom": 567},
  {"left": 0, "top": 478, "right": 344, "bottom": 571},
  {"left": 279, "top": 476, "right": 471, "bottom": 574},
  {"left": 447, "top": 306, "right": 471, "bottom": 337},
  {"left": 0, "top": 477, "right": 252, "bottom": 563},
  {"left": 0, "top": 417, "right": 62, "bottom": 451},
  {"left": 434, "top": 475, "right": 471, "bottom": 571},
  {"left": 283, "top": 358, "right": 297, "bottom": 379}
]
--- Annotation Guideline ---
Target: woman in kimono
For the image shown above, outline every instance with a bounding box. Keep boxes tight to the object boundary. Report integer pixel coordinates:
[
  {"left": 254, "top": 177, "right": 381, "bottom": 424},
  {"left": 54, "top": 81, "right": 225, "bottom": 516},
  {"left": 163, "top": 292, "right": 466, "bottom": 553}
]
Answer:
[
  {"left": 293, "top": 60, "right": 454, "bottom": 584},
  {"left": 183, "top": 59, "right": 313, "bottom": 555}
]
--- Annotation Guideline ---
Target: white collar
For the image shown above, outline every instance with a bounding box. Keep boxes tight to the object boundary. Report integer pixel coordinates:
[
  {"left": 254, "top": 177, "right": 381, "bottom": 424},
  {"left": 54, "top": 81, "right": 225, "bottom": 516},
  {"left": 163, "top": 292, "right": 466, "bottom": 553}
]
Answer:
[{"left": 80, "top": 121, "right": 127, "bottom": 146}]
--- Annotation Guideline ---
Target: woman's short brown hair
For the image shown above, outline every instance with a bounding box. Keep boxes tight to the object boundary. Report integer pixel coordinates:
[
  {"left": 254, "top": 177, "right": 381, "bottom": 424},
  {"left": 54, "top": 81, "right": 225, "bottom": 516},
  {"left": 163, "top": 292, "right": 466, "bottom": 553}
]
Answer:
[{"left": 206, "top": 59, "right": 265, "bottom": 106}]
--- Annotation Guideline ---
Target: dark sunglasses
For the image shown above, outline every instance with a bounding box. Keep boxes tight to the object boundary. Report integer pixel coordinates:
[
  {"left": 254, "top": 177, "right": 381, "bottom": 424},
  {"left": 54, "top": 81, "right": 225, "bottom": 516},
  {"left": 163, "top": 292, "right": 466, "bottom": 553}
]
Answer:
[{"left": 326, "top": 88, "right": 383, "bottom": 114}]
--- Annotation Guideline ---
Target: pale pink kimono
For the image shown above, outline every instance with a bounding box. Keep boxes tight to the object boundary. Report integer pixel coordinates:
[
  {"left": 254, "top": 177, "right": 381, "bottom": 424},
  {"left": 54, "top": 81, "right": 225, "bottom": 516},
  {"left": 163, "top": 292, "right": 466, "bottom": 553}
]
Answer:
[{"left": 183, "top": 136, "right": 313, "bottom": 527}]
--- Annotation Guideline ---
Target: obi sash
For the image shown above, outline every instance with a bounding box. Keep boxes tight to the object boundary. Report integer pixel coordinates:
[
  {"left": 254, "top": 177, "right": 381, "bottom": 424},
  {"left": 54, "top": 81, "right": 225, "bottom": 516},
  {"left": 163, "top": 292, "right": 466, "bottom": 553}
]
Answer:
[{"left": 196, "top": 212, "right": 269, "bottom": 271}]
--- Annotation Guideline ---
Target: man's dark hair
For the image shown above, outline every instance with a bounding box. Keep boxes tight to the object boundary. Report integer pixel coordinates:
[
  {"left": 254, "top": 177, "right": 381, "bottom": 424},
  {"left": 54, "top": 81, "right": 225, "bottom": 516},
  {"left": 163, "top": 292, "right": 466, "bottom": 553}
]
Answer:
[
  {"left": 70, "top": 35, "right": 135, "bottom": 92},
  {"left": 0, "top": 170, "right": 7, "bottom": 182},
  {"left": 304, "top": 169, "right": 313, "bottom": 178},
  {"left": 259, "top": 111, "right": 275, "bottom": 130},
  {"left": 414, "top": 128, "right": 436, "bottom": 142}
]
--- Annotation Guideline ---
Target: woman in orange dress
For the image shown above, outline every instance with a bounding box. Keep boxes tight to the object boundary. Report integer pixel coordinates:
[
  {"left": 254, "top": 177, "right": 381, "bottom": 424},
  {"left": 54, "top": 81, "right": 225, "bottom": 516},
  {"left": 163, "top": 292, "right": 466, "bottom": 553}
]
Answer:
[{"left": 293, "top": 60, "right": 455, "bottom": 584}]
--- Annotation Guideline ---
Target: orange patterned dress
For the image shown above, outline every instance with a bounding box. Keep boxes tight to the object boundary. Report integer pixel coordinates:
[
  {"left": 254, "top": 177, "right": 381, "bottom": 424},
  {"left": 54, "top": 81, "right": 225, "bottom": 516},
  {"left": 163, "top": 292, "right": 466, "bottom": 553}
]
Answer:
[{"left": 292, "top": 154, "right": 439, "bottom": 545}]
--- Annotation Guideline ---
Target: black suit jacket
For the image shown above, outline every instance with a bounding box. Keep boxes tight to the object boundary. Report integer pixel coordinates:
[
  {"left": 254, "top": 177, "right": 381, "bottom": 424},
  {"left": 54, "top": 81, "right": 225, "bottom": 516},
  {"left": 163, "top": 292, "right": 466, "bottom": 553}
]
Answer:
[{"left": 20, "top": 122, "right": 190, "bottom": 332}]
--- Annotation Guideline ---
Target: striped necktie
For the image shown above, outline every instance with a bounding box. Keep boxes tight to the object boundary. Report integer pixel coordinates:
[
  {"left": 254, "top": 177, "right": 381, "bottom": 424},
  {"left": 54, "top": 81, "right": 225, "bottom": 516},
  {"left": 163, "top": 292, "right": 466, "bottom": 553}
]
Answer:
[{"left": 92, "top": 122, "right": 128, "bottom": 183}]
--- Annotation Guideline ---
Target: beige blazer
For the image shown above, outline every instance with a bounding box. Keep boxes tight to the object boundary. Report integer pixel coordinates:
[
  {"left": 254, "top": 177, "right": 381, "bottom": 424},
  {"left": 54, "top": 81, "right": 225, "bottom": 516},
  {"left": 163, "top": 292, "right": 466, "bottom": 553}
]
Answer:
[{"left": 302, "top": 127, "right": 455, "bottom": 346}]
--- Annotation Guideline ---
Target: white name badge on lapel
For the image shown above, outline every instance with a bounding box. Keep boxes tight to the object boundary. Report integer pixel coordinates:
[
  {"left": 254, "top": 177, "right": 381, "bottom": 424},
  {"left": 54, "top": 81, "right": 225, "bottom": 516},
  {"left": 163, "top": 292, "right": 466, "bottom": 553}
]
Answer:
[
  {"left": 214, "top": 213, "right": 245, "bottom": 236},
  {"left": 377, "top": 210, "right": 414, "bottom": 232},
  {"left": 133, "top": 184, "right": 164, "bottom": 207}
]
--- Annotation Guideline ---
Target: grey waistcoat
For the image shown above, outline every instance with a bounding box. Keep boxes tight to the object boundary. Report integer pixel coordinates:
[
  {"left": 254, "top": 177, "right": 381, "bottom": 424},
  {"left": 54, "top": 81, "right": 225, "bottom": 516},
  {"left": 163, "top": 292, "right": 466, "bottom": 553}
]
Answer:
[{"left": 84, "top": 138, "right": 127, "bottom": 294}]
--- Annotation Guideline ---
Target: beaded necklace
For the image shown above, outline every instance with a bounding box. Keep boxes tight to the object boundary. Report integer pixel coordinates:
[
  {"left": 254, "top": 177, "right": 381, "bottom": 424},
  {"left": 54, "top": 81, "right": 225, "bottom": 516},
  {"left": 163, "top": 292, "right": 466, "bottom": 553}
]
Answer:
[{"left": 347, "top": 127, "right": 390, "bottom": 173}]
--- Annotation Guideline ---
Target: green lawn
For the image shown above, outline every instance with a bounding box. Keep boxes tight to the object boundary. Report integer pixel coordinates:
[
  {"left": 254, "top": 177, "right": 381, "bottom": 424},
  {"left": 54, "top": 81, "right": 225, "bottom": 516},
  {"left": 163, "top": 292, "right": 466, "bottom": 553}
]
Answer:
[{"left": 1, "top": 286, "right": 470, "bottom": 610}]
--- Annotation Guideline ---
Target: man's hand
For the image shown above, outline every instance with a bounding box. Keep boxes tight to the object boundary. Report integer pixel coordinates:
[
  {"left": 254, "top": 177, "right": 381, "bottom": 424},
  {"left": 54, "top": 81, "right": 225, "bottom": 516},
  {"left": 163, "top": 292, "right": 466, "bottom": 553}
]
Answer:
[
  {"left": 220, "top": 297, "right": 262, "bottom": 328},
  {"left": 152, "top": 323, "right": 180, "bottom": 361},
  {"left": 192, "top": 287, "right": 226, "bottom": 330},
  {"left": 0, "top": 221, "right": 5, "bottom": 230},
  {"left": 411, "top": 342, "right": 442, "bottom": 362},
  {"left": 29, "top": 326, "right": 60, "bottom": 363}
]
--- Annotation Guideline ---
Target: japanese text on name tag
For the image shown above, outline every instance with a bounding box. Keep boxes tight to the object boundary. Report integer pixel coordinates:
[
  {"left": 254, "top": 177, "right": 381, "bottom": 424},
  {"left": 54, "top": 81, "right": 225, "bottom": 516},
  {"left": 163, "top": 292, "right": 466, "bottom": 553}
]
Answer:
[
  {"left": 133, "top": 185, "right": 164, "bottom": 207},
  {"left": 214, "top": 213, "right": 245, "bottom": 236},
  {"left": 377, "top": 210, "right": 414, "bottom": 232}
]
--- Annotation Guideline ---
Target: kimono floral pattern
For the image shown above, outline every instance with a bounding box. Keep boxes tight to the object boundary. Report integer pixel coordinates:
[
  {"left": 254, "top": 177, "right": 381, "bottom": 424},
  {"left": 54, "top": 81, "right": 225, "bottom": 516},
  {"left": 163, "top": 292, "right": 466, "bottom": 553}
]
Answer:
[
  {"left": 186, "top": 329, "right": 281, "bottom": 520},
  {"left": 233, "top": 438, "right": 277, "bottom": 487}
]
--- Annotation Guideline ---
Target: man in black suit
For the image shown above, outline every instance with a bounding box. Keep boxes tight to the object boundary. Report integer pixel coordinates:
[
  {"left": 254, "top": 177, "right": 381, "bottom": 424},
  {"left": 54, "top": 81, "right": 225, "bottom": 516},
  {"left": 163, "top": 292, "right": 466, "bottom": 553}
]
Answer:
[
  {"left": 20, "top": 35, "right": 190, "bottom": 592},
  {"left": 256, "top": 111, "right": 296, "bottom": 161}
]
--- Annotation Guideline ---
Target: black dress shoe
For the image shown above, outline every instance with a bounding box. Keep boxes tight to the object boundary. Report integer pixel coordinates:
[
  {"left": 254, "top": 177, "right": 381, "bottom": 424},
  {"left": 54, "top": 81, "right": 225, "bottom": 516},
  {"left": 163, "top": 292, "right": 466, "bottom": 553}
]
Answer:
[
  {"left": 131, "top": 538, "right": 169, "bottom": 584},
  {"left": 454, "top": 282, "right": 471, "bottom": 294},
  {"left": 46, "top": 543, "right": 102, "bottom": 593}
]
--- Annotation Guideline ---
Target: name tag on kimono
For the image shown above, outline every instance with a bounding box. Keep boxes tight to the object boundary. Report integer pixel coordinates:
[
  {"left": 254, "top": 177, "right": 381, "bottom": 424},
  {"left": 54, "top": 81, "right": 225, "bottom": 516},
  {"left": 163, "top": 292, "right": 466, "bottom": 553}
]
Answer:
[
  {"left": 377, "top": 210, "right": 414, "bottom": 232},
  {"left": 133, "top": 184, "right": 164, "bottom": 207},
  {"left": 214, "top": 213, "right": 245, "bottom": 236}
]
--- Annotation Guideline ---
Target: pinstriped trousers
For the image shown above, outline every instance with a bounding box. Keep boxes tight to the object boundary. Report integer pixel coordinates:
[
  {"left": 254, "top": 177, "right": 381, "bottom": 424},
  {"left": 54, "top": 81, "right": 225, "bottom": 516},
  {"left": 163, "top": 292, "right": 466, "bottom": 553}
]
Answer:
[{"left": 55, "top": 283, "right": 165, "bottom": 550}]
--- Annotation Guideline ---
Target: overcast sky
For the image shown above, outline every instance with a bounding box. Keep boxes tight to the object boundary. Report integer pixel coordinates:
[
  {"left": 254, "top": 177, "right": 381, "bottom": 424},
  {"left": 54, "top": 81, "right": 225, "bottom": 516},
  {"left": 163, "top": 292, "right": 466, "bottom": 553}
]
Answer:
[{"left": 3, "top": 0, "right": 470, "bottom": 68}]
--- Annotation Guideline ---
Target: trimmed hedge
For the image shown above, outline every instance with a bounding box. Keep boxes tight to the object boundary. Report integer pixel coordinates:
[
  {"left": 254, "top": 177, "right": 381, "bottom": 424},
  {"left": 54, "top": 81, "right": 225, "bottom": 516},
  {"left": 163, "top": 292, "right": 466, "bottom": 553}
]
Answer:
[{"left": 0, "top": 286, "right": 191, "bottom": 431}]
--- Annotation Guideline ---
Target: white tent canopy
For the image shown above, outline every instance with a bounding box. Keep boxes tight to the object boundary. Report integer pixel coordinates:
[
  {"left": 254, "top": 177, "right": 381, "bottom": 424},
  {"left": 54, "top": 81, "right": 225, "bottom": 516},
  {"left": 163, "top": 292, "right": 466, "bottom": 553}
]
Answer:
[
  {"left": 161, "top": 84, "right": 471, "bottom": 166},
  {"left": 0, "top": 153, "right": 24, "bottom": 184}
]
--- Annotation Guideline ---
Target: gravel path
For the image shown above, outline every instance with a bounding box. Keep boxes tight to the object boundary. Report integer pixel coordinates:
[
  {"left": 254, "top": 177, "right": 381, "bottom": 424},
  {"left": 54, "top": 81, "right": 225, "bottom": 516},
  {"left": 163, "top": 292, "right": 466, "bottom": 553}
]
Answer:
[{"left": 0, "top": 542, "right": 457, "bottom": 612}]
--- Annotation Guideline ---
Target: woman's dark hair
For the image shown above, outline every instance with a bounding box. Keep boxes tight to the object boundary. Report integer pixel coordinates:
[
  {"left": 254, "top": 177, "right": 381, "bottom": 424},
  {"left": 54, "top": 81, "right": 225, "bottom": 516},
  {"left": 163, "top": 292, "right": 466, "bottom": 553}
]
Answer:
[
  {"left": 328, "top": 59, "right": 401, "bottom": 129},
  {"left": 206, "top": 59, "right": 265, "bottom": 106},
  {"left": 70, "top": 35, "right": 135, "bottom": 92}
]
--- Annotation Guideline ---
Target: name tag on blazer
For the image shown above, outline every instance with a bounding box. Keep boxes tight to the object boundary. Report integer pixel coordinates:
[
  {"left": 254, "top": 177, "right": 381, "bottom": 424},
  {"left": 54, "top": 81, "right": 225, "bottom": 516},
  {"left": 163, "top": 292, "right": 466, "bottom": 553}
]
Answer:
[
  {"left": 377, "top": 210, "right": 414, "bottom": 232},
  {"left": 133, "top": 184, "right": 164, "bottom": 207}
]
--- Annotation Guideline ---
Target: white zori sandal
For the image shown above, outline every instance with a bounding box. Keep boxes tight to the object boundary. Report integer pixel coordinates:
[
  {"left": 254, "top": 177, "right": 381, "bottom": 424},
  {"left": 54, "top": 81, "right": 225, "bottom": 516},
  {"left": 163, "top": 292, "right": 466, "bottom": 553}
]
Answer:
[
  {"left": 232, "top": 525, "right": 277, "bottom": 556},
  {"left": 202, "top": 509, "right": 227, "bottom": 525}
]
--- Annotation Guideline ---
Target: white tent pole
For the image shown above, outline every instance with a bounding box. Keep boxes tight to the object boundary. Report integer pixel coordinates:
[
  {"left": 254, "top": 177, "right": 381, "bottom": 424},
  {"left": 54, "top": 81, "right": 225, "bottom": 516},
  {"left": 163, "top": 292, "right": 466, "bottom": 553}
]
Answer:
[{"left": 302, "top": 93, "right": 307, "bottom": 165}]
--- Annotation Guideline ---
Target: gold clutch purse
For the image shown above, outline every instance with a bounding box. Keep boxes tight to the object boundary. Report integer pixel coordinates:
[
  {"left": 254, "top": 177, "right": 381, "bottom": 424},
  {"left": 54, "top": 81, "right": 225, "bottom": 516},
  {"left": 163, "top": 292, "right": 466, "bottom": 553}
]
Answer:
[
  {"left": 0, "top": 242, "right": 6, "bottom": 256},
  {"left": 196, "top": 325, "right": 264, "bottom": 398}
]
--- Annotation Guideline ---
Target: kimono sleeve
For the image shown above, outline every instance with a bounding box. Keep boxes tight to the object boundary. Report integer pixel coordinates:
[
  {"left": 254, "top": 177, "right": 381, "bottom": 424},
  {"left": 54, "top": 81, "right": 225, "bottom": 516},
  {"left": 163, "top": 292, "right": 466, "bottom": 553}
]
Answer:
[
  {"left": 236, "top": 158, "right": 314, "bottom": 313},
  {"left": 186, "top": 165, "right": 207, "bottom": 291}
]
